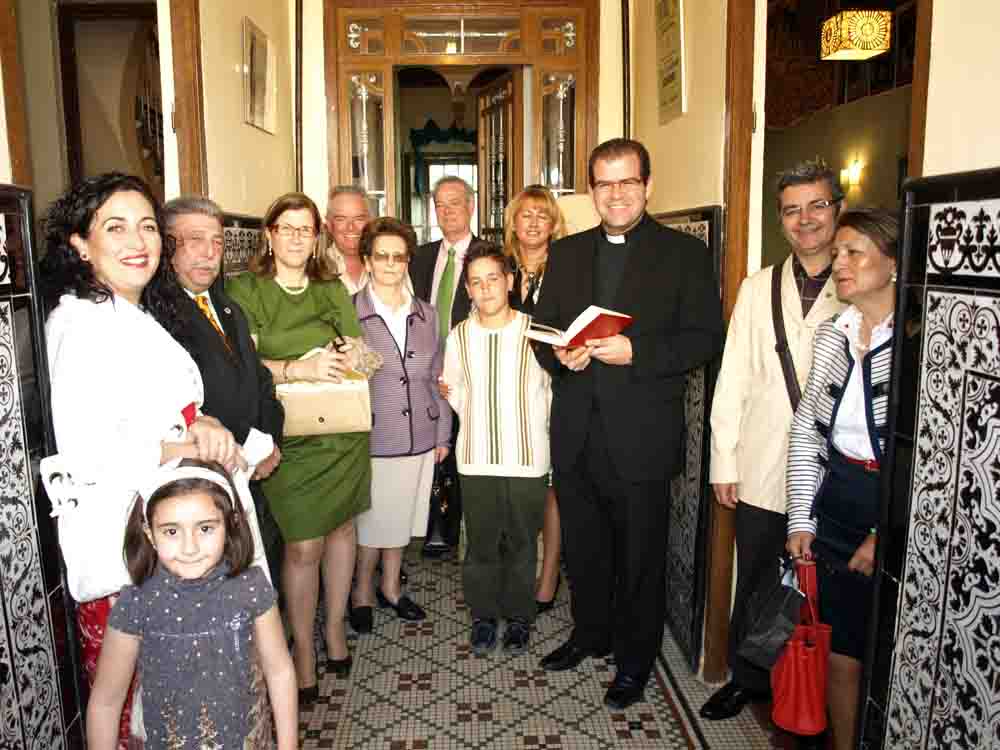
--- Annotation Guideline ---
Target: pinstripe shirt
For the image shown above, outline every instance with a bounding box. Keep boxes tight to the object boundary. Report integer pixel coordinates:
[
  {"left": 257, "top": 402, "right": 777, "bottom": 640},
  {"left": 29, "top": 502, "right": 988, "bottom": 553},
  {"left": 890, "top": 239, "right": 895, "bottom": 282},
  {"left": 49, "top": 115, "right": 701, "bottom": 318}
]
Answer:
[{"left": 785, "top": 309, "right": 892, "bottom": 536}]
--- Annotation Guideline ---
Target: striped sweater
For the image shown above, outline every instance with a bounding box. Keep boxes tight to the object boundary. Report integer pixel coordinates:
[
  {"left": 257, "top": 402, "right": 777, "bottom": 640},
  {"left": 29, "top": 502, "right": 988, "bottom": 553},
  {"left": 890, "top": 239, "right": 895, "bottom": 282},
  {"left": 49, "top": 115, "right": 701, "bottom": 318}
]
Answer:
[
  {"left": 442, "top": 311, "right": 551, "bottom": 478},
  {"left": 785, "top": 315, "right": 892, "bottom": 536}
]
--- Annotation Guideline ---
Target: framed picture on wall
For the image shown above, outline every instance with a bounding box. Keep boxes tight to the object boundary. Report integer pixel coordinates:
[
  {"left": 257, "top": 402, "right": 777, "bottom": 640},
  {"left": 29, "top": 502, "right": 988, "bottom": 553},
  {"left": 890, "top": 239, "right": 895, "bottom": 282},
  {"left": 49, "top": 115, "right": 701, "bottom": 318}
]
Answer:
[{"left": 243, "top": 17, "right": 277, "bottom": 133}]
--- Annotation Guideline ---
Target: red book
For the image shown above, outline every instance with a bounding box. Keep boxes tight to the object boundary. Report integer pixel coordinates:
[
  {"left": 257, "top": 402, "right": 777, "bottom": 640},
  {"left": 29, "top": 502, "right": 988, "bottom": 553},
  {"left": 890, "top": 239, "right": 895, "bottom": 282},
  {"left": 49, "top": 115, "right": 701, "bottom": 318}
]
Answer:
[{"left": 525, "top": 305, "right": 634, "bottom": 347}]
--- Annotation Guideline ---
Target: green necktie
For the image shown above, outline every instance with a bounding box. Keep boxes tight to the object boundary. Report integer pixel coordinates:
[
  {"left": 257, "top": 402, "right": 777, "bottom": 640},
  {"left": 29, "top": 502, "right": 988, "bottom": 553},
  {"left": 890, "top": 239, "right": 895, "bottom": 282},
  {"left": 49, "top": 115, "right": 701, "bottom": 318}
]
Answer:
[{"left": 436, "top": 246, "right": 456, "bottom": 341}]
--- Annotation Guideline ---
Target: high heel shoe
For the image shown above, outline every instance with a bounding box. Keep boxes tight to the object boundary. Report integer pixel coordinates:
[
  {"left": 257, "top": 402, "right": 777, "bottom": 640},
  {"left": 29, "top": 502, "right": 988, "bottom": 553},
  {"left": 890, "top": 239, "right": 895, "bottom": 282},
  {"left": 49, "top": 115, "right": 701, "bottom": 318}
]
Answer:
[
  {"left": 326, "top": 655, "right": 352, "bottom": 677},
  {"left": 348, "top": 597, "right": 373, "bottom": 634},
  {"left": 536, "top": 574, "right": 562, "bottom": 614},
  {"left": 376, "top": 589, "right": 427, "bottom": 621},
  {"left": 298, "top": 684, "right": 319, "bottom": 705}
]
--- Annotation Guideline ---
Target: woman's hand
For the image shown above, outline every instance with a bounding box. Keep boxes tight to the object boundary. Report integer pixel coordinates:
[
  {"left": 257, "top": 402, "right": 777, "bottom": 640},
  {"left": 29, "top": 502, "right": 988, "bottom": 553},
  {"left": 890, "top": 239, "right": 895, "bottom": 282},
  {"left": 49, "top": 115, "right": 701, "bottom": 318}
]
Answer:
[
  {"left": 434, "top": 446, "right": 450, "bottom": 463},
  {"left": 848, "top": 533, "right": 878, "bottom": 577},
  {"left": 786, "top": 531, "right": 816, "bottom": 562},
  {"left": 298, "top": 341, "right": 354, "bottom": 383},
  {"left": 188, "top": 416, "right": 247, "bottom": 473},
  {"left": 437, "top": 377, "right": 451, "bottom": 399}
]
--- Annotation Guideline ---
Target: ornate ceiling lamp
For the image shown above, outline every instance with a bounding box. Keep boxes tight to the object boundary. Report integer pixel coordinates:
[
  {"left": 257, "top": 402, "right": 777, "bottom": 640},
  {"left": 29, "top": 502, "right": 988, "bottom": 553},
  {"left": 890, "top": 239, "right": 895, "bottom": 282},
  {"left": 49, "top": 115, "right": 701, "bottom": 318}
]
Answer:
[{"left": 820, "top": 9, "right": 892, "bottom": 61}]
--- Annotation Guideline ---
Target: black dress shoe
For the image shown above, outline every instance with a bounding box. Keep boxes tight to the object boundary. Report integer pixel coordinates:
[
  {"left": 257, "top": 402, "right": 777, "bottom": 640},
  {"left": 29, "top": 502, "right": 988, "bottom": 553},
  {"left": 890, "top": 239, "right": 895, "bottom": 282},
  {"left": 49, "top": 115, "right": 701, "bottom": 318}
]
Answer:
[
  {"left": 376, "top": 589, "right": 427, "bottom": 621},
  {"left": 326, "top": 656, "right": 352, "bottom": 677},
  {"left": 298, "top": 684, "right": 319, "bottom": 705},
  {"left": 699, "top": 681, "right": 769, "bottom": 720},
  {"left": 348, "top": 602, "right": 373, "bottom": 634},
  {"left": 540, "top": 639, "right": 611, "bottom": 672},
  {"left": 604, "top": 673, "right": 645, "bottom": 711},
  {"left": 535, "top": 574, "right": 562, "bottom": 615}
]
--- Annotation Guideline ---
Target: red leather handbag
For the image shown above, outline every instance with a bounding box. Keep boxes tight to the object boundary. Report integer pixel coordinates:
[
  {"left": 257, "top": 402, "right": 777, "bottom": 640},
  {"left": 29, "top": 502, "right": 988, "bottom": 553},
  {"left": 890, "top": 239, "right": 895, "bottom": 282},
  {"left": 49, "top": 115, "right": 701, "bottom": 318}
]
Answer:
[{"left": 770, "top": 562, "right": 832, "bottom": 736}]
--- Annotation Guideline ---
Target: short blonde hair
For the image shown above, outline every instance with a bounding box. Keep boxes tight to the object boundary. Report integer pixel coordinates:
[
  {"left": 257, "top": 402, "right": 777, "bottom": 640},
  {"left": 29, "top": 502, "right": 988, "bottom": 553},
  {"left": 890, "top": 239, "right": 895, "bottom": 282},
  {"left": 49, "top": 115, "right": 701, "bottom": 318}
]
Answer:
[{"left": 502, "top": 186, "right": 567, "bottom": 266}]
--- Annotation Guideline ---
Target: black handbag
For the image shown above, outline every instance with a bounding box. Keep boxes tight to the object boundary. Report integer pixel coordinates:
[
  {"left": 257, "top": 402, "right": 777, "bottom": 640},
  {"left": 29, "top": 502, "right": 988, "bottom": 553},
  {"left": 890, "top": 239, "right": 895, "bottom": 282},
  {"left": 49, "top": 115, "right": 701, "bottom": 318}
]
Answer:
[{"left": 736, "top": 557, "right": 806, "bottom": 670}]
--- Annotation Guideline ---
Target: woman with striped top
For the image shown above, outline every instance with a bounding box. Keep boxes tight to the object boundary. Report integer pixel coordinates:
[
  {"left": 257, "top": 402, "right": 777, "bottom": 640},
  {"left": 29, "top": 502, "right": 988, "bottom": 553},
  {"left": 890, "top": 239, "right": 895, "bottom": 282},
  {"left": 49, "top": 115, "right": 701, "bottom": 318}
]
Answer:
[
  {"left": 442, "top": 241, "right": 552, "bottom": 656},
  {"left": 785, "top": 209, "right": 898, "bottom": 750}
]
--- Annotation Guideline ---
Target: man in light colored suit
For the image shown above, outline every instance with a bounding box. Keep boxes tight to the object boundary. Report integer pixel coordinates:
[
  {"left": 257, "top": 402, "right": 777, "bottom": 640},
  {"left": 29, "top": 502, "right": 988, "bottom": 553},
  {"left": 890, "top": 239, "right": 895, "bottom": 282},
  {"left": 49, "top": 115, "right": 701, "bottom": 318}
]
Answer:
[{"left": 700, "top": 159, "right": 846, "bottom": 724}]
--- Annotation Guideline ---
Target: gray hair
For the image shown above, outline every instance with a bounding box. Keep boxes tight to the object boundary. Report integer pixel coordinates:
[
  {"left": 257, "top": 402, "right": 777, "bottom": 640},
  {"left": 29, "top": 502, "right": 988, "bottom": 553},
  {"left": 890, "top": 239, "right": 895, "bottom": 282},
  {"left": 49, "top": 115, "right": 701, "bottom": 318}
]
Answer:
[
  {"left": 328, "top": 184, "right": 369, "bottom": 203},
  {"left": 432, "top": 176, "right": 475, "bottom": 202},
  {"left": 775, "top": 158, "right": 844, "bottom": 212},
  {"left": 162, "top": 196, "right": 225, "bottom": 232}
]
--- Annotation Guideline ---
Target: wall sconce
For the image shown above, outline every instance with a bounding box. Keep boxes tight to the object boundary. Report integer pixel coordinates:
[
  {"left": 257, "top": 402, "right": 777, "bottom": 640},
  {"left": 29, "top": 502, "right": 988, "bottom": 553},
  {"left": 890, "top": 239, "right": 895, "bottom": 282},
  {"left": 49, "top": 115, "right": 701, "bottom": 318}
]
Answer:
[
  {"left": 841, "top": 160, "right": 863, "bottom": 189},
  {"left": 821, "top": 10, "right": 892, "bottom": 61}
]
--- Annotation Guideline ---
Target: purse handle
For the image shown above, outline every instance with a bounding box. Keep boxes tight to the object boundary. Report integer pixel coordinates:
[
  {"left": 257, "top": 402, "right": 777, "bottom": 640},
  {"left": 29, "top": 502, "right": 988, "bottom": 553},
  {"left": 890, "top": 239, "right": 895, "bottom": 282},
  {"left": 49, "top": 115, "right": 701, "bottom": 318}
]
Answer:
[{"left": 795, "top": 562, "right": 821, "bottom": 629}]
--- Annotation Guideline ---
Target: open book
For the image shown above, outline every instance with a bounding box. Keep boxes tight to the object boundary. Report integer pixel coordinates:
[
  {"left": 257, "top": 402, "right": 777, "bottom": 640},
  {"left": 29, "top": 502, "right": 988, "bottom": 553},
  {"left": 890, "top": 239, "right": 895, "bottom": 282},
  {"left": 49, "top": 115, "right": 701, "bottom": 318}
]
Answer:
[{"left": 524, "top": 305, "right": 634, "bottom": 347}]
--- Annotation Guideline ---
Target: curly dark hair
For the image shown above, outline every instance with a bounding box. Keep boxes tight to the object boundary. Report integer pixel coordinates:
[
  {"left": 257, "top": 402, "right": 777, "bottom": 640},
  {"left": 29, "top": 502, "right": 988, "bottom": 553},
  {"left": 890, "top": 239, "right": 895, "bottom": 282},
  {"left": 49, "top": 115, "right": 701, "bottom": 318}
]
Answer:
[{"left": 38, "top": 172, "right": 187, "bottom": 335}]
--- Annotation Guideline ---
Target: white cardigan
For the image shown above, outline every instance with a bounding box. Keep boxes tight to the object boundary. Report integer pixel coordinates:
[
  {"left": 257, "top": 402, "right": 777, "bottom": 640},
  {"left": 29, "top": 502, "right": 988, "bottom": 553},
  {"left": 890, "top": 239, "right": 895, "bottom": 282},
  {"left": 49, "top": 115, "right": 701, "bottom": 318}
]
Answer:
[
  {"left": 708, "top": 255, "right": 844, "bottom": 513},
  {"left": 46, "top": 294, "right": 204, "bottom": 599}
]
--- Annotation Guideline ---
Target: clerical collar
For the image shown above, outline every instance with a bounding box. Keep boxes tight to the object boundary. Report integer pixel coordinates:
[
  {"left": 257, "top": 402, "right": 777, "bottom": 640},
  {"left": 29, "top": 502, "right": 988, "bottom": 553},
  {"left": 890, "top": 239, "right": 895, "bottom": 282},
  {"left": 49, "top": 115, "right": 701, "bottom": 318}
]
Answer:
[{"left": 602, "top": 213, "right": 649, "bottom": 244}]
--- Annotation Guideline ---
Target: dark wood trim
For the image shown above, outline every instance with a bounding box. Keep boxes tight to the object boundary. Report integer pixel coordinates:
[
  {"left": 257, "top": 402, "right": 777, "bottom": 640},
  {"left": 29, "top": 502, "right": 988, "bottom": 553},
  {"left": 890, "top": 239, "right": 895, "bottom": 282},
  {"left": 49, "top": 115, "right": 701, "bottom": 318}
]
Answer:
[
  {"left": 704, "top": 0, "right": 755, "bottom": 685},
  {"left": 0, "top": 0, "right": 32, "bottom": 185},
  {"left": 907, "top": 0, "right": 932, "bottom": 178},
  {"left": 169, "top": 0, "right": 208, "bottom": 194}
]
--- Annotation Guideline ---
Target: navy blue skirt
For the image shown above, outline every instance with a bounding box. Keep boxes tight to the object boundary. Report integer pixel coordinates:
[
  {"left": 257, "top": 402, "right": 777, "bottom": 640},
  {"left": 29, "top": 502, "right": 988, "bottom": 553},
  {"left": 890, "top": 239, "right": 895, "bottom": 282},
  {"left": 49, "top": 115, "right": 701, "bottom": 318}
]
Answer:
[{"left": 811, "top": 448, "right": 880, "bottom": 660}]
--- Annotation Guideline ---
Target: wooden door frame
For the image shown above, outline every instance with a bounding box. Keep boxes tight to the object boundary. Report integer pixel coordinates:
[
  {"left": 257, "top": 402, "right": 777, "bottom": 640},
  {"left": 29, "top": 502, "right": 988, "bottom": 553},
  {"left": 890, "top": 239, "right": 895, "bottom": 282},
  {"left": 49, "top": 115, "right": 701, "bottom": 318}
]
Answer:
[
  {"left": 169, "top": 0, "right": 208, "bottom": 195},
  {"left": 704, "top": 0, "right": 935, "bottom": 683},
  {"left": 0, "top": 0, "right": 31, "bottom": 185},
  {"left": 324, "top": 0, "right": 599, "bottom": 209}
]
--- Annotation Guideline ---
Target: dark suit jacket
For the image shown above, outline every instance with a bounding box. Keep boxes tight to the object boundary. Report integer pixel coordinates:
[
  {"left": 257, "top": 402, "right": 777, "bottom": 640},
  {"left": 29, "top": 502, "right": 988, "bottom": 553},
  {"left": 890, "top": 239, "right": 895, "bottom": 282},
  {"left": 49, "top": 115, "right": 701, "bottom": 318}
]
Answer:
[
  {"left": 410, "top": 238, "right": 474, "bottom": 329},
  {"left": 533, "top": 214, "right": 723, "bottom": 482},
  {"left": 175, "top": 283, "right": 284, "bottom": 444}
]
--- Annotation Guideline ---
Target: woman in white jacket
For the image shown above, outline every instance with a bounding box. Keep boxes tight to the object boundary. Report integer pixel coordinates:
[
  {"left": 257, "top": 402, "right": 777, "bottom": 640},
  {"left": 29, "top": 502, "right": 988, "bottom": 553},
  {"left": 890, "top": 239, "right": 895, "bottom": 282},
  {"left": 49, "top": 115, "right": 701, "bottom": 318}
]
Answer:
[{"left": 40, "top": 173, "right": 242, "bottom": 749}]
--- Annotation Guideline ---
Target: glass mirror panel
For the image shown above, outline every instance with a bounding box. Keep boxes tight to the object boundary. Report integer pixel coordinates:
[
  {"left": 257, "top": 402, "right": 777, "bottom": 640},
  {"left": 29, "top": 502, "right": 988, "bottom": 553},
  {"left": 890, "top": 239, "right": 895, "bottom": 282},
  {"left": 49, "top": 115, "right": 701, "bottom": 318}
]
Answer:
[
  {"left": 349, "top": 72, "right": 387, "bottom": 214},
  {"left": 539, "top": 72, "right": 575, "bottom": 195},
  {"left": 344, "top": 18, "right": 385, "bottom": 55},
  {"left": 540, "top": 18, "right": 577, "bottom": 56},
  {"left": 402, "top": 16, "right": 519, "bottom": 55}
]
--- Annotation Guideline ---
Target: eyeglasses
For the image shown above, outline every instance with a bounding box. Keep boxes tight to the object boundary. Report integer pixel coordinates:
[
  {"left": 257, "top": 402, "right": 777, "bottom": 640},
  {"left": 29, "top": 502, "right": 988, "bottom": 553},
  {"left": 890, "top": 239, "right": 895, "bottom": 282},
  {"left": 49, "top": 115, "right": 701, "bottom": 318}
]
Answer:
[
  {"left": 780, "top": 199, "right": 840, "bottom": 219},
  {"left": 593, "top": 178, "right": 645, "bottom": 194},
  {"left": 372, "top": 251, "right": 409, "bottom": 265},
  {"left": 273, "top": 224, "right": 317, "bottom": 240}
]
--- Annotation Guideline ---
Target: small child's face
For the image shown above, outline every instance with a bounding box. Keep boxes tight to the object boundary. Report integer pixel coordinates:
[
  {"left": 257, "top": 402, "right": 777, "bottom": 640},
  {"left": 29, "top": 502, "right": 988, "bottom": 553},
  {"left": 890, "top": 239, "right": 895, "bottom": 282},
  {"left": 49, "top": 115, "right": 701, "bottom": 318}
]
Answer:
[{"left": 145, "top": 491, "right": 227, "bottom": 580}]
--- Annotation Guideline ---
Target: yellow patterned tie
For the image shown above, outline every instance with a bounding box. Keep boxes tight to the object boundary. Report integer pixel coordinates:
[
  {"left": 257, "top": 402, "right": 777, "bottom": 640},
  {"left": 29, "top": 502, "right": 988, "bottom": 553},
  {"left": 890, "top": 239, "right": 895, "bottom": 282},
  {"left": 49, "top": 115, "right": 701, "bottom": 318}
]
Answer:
[{"left": 195, "top": 293, "right": 231, "bottom": 351}]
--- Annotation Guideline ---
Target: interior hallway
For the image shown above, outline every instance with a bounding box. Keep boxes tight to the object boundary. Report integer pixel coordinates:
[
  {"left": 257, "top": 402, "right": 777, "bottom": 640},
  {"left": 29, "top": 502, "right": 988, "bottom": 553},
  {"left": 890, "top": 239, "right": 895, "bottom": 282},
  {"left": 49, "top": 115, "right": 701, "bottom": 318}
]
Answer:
[{"left": 298, "top": 543, "right": 780, "bottom": 749}]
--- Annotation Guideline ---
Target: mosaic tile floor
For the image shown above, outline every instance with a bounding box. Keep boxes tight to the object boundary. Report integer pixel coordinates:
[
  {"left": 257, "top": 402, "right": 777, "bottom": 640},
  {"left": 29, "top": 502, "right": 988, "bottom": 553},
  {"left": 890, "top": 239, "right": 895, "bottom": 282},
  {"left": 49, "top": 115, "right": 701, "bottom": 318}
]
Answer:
[{"left": 299, "top": 545, "right": 780, "bottom": 749}]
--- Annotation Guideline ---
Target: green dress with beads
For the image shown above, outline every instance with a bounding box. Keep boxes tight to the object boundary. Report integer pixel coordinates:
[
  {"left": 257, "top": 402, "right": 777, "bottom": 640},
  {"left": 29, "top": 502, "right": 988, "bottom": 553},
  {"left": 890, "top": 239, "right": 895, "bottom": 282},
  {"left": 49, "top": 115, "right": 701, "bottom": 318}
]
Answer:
[{"left": 226, "top": 272, "right": 371, "bottom": 541}]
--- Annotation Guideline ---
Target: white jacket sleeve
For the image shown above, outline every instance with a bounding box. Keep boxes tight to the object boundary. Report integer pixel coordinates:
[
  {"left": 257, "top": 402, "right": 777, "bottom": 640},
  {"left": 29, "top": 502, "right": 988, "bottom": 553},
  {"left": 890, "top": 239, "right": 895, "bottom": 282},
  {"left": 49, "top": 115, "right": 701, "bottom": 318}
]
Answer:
[{"left": 709, "top": 277, "right": 753, "bottom": 485}]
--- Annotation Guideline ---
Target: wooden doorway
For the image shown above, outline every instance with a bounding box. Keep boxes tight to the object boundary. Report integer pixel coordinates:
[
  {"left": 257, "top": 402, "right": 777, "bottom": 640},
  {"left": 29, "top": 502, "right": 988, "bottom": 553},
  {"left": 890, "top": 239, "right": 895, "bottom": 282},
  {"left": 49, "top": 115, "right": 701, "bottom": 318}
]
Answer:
[{"left": 323, "top": 0, "right": 599, "bottom": 217}]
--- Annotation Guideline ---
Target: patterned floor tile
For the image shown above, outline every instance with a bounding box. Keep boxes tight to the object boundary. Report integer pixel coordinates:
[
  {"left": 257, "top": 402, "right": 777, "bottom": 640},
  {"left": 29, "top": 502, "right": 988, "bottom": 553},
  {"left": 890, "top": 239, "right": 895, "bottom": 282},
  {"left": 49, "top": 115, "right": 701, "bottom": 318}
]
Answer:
[{"left": 297, "top": 544, "right": 779, "bottom": 748}]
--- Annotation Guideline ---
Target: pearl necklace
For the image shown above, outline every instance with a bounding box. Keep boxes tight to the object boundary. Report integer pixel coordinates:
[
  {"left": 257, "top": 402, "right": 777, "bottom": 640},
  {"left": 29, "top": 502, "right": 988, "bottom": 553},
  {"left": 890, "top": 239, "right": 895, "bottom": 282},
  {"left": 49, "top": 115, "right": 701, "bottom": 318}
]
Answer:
[{"left": 274, "top": 275, "right": 309, "bottom": 296}]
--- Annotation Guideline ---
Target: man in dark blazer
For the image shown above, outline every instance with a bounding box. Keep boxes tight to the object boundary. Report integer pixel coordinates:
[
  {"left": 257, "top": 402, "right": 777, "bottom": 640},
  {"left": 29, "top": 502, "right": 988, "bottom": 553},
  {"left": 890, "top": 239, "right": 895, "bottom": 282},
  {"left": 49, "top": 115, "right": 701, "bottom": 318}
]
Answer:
[
  {"left": 409, "top": 176, "right": 477, "bottom": 553},
  {"left": 164, "top": 197, "right": 284, "bottom": 583},
  {"left": 533, "top": 139, "right": 724, "bottom": 710}
]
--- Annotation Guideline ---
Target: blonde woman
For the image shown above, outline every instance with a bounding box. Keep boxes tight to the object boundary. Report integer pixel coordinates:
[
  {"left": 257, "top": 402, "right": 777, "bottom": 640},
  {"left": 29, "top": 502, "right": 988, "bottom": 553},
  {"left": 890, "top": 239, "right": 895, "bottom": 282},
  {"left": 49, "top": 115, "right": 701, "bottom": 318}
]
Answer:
[{"left": 503, "top": 185, "right": 567, "bottom": 612}]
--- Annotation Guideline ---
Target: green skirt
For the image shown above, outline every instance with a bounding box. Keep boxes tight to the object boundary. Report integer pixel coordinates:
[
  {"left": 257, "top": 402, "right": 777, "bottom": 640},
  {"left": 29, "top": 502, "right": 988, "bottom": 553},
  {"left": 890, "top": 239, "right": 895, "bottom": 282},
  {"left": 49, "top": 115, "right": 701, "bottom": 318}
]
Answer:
[{"left": 262, "top": 432, "right": 371, "bottom": 542}]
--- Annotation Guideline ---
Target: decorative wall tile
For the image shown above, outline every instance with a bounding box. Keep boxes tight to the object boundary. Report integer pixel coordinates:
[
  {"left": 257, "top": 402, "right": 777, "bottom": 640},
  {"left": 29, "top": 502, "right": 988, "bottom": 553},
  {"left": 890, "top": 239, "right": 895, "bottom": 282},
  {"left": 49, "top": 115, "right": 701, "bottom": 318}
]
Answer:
[
  {"left": 886, "top": 290, "right": 1000, "bottom": 749},
  {"left": 223, "top": 226, "right": 262, "bottom": 278},
  {"left": 0, "top": 299, "right": 65, "bottom": 748},
  {"left": 927, "top": 200, "right": 1000, "bottom": 277}
]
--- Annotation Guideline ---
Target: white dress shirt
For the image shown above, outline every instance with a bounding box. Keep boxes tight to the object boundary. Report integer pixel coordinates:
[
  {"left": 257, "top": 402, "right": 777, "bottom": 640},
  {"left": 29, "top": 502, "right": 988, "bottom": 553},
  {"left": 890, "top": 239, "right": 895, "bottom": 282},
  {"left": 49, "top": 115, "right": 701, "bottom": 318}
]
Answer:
[
  {"left": 831, "top": 306, "right": 894, "bottom": 460},
  {"left": 368, "top": 286, "right": 412, "bottom": 355}
]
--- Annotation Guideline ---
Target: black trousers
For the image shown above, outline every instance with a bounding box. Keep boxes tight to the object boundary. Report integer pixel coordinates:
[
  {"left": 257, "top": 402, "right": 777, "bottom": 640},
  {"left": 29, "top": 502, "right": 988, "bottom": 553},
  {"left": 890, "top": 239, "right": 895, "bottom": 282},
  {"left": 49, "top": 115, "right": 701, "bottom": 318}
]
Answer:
[
  {"left": 727, "top": 502, "right": 788, "bottom": 693},
  {"left": 554, "top": 422, "right": 669, "bottom": 683}
]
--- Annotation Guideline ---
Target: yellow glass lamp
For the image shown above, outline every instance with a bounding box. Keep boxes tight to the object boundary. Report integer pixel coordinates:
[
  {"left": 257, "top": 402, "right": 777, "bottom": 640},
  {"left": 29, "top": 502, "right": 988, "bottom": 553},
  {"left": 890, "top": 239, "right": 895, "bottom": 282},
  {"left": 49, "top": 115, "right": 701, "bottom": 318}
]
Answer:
[{"left": 821, "top": 10, "right": 892, "bottom": 61}]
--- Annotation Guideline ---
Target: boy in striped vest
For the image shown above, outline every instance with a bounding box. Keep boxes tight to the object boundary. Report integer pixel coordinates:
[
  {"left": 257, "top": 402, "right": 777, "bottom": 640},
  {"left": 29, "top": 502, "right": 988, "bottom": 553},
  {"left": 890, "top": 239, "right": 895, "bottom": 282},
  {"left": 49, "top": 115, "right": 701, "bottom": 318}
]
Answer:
[{"left": 442, "top": 241, "right": 552, "bottom": 655}]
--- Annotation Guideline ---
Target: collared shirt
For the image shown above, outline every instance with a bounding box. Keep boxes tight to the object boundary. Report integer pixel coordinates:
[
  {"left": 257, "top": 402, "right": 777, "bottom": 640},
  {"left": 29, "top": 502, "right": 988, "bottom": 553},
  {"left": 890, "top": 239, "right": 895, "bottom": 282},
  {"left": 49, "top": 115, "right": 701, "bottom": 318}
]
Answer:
[
  {"left": 832, "top": 306, "right": 894, "bottom": 460},
  {"left": 185, "top": 288, "right": 223, "bottom": 330},
  {"left": 429, "top": 233, "right": 473, "bottom": 315},
  {"left": 327, "top": 244, "right": 370, "bottom": 295},
  {"left": 367, "top": 285, "right": 412, "bottom": 354},
  {"left": 791, "top": 254, "right": 833, "bottom": 318}
]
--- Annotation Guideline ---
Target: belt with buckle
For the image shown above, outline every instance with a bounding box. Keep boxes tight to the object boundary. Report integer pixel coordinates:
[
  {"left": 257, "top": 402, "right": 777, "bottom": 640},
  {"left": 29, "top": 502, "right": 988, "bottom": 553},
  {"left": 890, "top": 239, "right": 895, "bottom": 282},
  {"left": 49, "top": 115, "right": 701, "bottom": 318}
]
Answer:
[{"left": 836, "top": 451, "right": 880, "bottom": 473}]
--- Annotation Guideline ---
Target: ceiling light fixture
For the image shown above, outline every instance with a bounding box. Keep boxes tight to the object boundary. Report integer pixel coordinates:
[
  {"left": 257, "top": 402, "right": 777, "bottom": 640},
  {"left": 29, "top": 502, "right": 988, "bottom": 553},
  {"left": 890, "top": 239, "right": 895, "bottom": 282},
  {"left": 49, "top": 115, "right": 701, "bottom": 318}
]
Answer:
[{"left": 821, "top": 10, "right": 892, "bottom": 61}]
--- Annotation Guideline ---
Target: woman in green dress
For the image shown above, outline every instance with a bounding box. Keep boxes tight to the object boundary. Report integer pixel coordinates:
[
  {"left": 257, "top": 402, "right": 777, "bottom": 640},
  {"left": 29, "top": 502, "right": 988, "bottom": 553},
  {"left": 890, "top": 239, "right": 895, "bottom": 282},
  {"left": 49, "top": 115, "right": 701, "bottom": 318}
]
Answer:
[{"left": 227, "top": 192, "right": 370, "bottom": 702}]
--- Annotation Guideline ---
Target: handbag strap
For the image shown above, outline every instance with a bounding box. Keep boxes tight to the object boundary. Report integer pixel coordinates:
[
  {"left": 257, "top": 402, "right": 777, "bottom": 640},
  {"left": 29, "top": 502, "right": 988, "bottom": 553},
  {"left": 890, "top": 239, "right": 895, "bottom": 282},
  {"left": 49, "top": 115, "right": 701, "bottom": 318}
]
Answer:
[
  {"left": 796, "top": 562, "right": 820, "bottom": 626},
  {"left": 772, "top": 265, "right": 802, "bottom": 413}
]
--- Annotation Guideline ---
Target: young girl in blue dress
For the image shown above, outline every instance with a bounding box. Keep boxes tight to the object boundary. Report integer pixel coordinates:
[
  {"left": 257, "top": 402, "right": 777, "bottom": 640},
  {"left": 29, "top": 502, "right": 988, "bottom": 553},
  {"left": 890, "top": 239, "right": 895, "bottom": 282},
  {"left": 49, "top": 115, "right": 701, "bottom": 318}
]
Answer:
[{"left": 86, "top": 460, "right": 297, "bottom": 749}]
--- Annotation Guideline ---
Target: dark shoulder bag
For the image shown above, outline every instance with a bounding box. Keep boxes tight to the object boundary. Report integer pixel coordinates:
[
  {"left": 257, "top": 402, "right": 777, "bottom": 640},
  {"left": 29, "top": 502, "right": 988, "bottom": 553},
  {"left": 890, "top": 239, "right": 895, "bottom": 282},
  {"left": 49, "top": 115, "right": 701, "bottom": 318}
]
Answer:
[{"left": 772, "top": 264, "right": 802, "bottom": 412}]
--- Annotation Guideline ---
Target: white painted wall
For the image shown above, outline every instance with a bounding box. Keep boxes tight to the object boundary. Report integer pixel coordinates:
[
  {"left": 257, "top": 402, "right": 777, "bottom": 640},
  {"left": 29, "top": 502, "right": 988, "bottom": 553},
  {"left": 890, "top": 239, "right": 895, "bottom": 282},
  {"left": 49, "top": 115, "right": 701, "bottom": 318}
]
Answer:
[
  {"left": 157, "top": 0, "right": 180, "bottom": 200},
  {"left": 922, "top": 0, "right": 1000, "bottom": 176},
  {"left": 301, "top": 0, "right": 328, "bottom": 212}
]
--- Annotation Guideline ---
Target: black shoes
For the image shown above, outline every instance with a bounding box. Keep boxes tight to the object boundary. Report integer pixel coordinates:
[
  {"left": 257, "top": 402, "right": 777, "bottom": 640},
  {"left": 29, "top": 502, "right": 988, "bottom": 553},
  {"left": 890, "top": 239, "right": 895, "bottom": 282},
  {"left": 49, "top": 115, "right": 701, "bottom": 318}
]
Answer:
[
  {"left": 471, "top": 618, "right": 499, "bottom": 655},
  {"left": 326, "top": 656, "right": 352, "bottom": 678},
  {"left": 348, "top": 601, "right": 373, "bottom": 634},
  {"left": 502, "top": 619, "right": 531, "bottom": 654},
  {"left": 376, "top": 589, "right": 427, "bottom": 621},
  {"left": 298, "top": 684, "right": 319, "bottom": 705},
  {"left": 698, "top": 681, "right": 770, "bottom": 720},
  {"left": 535, "top": 575, "right": 562, "bottom": 615},
  {"left": 540, "top": 638, "right": 611, "bottom": 672},
  {"left": 604, "top": 673, "right": 646, "bottom": 711}
]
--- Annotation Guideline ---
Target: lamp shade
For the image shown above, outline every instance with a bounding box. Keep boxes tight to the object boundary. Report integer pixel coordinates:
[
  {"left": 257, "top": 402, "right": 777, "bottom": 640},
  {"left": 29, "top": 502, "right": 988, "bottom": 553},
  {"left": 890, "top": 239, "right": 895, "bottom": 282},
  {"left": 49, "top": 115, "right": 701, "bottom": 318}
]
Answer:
[{"left": 821, "top": 10, "right": 892, "bottom": 61}]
